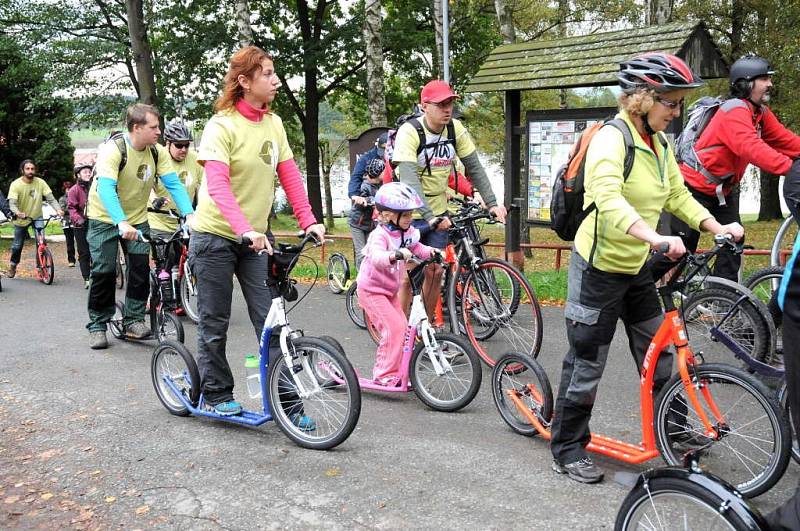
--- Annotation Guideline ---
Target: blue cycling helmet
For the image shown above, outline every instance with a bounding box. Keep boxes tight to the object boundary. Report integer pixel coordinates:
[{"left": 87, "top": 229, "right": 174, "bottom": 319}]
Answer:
[{"left": 374, "top": 182, "right": 423, "bottom": 212}]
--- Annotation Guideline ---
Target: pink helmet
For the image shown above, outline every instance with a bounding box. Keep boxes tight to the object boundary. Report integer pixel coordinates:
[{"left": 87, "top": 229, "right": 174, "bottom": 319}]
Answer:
[{"left": 374, "top": 182, "right": 423, "bottom": 212}]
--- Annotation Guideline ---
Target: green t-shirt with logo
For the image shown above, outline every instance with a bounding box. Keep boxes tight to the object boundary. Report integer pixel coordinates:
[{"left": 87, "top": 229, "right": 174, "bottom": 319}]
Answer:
[
  {"left": 8, "top": 177, "right": 53, "bottom": 227},
  {"left": 148, "top": 150, "right": 203, "bottom": 233},
  {"left": 87, "top": 137, "right": 176, "bottom": 225},
  {"left": 194, "top": 109, "right": 293, "bottom": 241},
  {"left": 391, "top": 118, "right": 476, "bottom": 216}
]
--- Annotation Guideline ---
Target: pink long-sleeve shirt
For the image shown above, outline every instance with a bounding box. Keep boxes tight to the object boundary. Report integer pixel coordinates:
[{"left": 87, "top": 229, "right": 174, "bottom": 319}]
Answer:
[
  {"left": 203, "top": 99, "right": 317, "bottom": 235},
  {"left": 356, "top": 224, "right": 434, "bottom": 297}
]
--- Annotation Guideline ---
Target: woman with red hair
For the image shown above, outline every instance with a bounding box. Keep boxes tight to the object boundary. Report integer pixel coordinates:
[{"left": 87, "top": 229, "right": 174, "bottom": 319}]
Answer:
[{"left": 190, "top": 46, "right": 325, "bottom": 417}]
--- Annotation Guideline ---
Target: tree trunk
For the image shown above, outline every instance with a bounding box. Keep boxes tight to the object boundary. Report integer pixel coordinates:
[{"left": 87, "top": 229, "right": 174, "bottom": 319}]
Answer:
[
  {"left": 364, "top": 0, "right": 387, "bottom": 127},
  {"left": 493, "top": 0, "right": 516, "bottom": 44},
  {"left": 758, "top": 171, "right": 783, "bottom": 221},
  {"left": 304, "top": 74, "right": 324, "bottom": 223},
  {"left": 125, "top": 0, "right": 157, "bottom": 105},
  {"left": 730, "top": 0, "right": 745, "bottom": 60},
  {"left": 431, "top": 0, "right": 444, "bottom": 78},
  {"left": 234, "top": 0, "right": 254, "bottom": 47},
  {"left": 320, "top": 143, "right": 335, "bottom": 229},
  {"left": 645, "top": 0, "right": 673, "bottom": 25}
]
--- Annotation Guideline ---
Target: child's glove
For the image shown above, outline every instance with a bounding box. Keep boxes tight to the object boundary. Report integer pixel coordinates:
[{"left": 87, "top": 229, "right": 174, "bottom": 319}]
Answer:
[{"left": 394, "top": 248, "right": 413, "bottom": 261}]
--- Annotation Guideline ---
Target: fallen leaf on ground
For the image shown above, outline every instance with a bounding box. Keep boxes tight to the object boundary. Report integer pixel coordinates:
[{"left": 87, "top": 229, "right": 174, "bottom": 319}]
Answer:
[
  {"left": 135, "top": 505, "right": 150, "bottom": 515},
  {"left": 41, "top": 492, "right": 53, "bottom": 500},
  {"left": 105, "top": 496, "right": 116, "bottom": 503}
]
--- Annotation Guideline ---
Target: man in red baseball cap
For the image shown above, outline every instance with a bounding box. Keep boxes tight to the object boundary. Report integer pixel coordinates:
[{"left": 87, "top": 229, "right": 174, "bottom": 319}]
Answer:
[{"left": 391, "top": 79, "right": 507, "bottom": 317}]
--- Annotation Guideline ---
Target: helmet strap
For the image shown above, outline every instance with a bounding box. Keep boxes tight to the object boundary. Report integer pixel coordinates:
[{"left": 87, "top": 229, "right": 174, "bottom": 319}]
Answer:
[{"left": 643, "top": 113, "right": 657, "bottom": 136}]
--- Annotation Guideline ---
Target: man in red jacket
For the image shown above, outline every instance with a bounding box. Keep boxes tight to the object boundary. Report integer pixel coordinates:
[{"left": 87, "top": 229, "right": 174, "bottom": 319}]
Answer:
[{"left": 652, "top": 55, "right": 800, "bottom": 281}]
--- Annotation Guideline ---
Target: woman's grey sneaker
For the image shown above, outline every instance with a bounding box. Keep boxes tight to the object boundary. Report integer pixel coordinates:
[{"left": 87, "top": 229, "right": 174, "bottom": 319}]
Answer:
[
  {"left": 125, "top": 321, "right": 151, "bottom": 339},
  {"left": 552, "top": 457, "right": 604, "bottom": 483},
  {"left": 89, "top": 331, "right": 108, "bottom": 350}
]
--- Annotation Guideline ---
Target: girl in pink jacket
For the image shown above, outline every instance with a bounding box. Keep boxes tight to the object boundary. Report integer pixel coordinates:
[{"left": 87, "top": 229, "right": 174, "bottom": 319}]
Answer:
[{"left": 356, "top": 182, "right": 438, "bottom": 386}]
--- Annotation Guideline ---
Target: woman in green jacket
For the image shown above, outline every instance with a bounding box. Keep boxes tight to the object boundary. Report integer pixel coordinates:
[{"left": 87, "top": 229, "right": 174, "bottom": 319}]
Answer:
[{"left": 550, "top": 53, "right": 745, "bottom": 484}]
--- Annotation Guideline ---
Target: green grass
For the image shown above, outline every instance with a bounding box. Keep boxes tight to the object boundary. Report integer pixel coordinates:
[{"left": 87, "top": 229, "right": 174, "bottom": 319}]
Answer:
[{"left": 0, "top": 222, "right": 64, "bottom": 237}]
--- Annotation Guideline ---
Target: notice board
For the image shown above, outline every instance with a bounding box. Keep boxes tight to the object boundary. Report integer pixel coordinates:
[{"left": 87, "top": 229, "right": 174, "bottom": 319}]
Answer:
[{"left": 526, "top": 107, "right": 617, "bottom": 225}]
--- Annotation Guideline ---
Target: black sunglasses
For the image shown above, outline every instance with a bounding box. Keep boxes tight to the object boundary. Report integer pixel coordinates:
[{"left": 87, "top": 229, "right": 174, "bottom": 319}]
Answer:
[{"left": 172, "top": 142, "right": 190, "bottom": 149}]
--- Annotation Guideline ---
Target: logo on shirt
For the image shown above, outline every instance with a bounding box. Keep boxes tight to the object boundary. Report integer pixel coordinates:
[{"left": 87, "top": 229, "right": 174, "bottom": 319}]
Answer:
[
  {"left": 137, "top": 164, "right": 153, "bottom": 182},
  {"left": 259, "top": 140, "right": 279, "bottom": 172},
  {"left": 179, "top": 170, "right": 189, "bottom": 183}
]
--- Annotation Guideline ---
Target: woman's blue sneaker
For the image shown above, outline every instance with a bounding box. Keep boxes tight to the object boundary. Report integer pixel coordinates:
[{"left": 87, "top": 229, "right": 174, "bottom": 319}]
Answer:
[
  {"left": 206, "top": 400, "right": 242, "bottom": 416},
  {"left": 290, "top": 414, "right": 316, "bottom": 431}
]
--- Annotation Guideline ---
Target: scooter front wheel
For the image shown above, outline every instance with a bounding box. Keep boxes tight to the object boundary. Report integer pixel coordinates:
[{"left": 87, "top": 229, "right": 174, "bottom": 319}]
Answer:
[
  {"left": 267, "top": 337, "right": 360, "bottom": 450},
  {"left": 410, "top": 332, "right": 481, "bottom": 412},
  {"left": 151, "top": 340, "right": 200, "bottom": 416}
]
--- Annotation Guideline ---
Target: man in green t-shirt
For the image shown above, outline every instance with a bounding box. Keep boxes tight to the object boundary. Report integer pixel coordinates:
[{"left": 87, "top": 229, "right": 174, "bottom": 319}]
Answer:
[
  {"left": 6, "top": 159, "right": 64, "bottom": 278},
  {"left": 392, "top": 80, "right": 507, "bottom": 316},
  {"left": 85, "top": 104, "right": 195, "bottom": 350}
]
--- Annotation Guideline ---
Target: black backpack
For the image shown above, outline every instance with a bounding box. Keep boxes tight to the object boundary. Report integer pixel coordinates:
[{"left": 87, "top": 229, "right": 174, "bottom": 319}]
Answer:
[
  {"left": 550, "top": 119, "right": 636, "bottom": 242},
  {"left": 386, "top": 110, "right": 456, "bottom": 179},
  {"left": 108, "top": 131, "right": 159, "bottom": 175}
]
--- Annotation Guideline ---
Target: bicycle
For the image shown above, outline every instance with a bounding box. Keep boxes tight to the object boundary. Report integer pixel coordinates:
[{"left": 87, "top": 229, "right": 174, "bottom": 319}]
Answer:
[
  {"left": 327, "top": 251, "right": 351, "bottom": 294},
  {"left": 150, "top": 208, "right": 199, "bottom": 324},
  {"left": 351, "top": 254, "right": 481, "bottom": 411},
  {"left": 109, "top": 221, "right": 186, "bottom": 344},
  {"left": 491, "top": 235, "right": 790, "bottom": 498},
  {"left": 445, "top": 199, "right": 543, "bottom": 367},
  {"left": 614, "top": 447, "right": 769, "bottom": 530},
  {"left": 26, "top": 216, "right": 59, "bottom": 285},
  {"left": 150, "top": 232, "right": 361, "bottom": 450}
]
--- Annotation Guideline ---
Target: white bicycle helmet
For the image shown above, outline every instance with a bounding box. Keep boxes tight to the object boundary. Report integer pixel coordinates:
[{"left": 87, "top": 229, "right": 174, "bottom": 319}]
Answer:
[{"left": 374, "top": 182, "right": 423, "bottom": 212}]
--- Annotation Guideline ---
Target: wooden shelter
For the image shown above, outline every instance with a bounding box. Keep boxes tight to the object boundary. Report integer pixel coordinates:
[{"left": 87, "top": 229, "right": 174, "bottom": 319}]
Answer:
[{"left": 464, "top": 21, "right": 728, "bottom": 265}]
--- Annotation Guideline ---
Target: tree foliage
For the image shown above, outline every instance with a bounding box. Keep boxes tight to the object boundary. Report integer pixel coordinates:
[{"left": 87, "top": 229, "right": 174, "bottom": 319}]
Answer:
[{"left": 0, "top": 35, "right": 74, "bottom": 192}]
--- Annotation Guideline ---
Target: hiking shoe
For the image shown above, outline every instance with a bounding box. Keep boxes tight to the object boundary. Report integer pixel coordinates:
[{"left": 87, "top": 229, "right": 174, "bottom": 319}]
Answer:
[
  {"left": 89, "top": 331, "right": 108, "bottom": 350},
  {"left": 290, "top": 414, "right": 317, "bottom": 432},
  {"left": 204, "top": 401, "right": 242, "bottom": 417},
  {"left": 68, "top": 261, "right": 76, "bottom": 268},
  {"left": 84, "top": 280, "right": 90, "bottom": 290},
  {"left": 7, "top": 263, "right": 16, "bottom": 279},
  {"left": 552, "top": 457, "right": 604, "bottom": 484},
  {"left": 125, "top": 321, "right": 151, "bottom": 339},
  {"left": 670, "top": 425, "right": 713, "bottom": 449}
]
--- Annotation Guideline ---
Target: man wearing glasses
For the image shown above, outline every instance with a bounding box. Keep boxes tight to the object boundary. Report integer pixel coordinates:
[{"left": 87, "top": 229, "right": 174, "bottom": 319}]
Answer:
[
  {"left": 391, "top": 79, "right": 506, "bottom": 317},
  {"left": 149, "top": 121, "right": 203, "bottom": 235},
  {"left": 653, "top": 54, "right": 800, "bottom": 282}
]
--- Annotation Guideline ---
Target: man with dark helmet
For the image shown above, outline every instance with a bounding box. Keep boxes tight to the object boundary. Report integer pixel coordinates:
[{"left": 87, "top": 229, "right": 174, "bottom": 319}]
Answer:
[
  {"left": 148, "top": 120, "right": 202, "bottom": 236},
  {"left": 653, "top": 54, "right": 800, "bottom": 282}
]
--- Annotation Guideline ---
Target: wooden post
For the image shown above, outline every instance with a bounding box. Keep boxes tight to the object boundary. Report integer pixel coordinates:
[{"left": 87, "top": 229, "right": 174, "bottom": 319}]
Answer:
[{"left": 504, "top": 90, "right": 524, "bottom": 270}]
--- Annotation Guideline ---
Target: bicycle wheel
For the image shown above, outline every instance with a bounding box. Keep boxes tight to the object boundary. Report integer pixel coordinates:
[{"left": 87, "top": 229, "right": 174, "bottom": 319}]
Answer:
[
  {"left": 267, "top": 336, "right": 360, "bottom": 450},
  {"left": 682, "top": 288, "right": 770, "bottom": 368},
  {"left": 37, "top": 247, "right": 54, "bottom": 285},
  {"left": 109, "top": 301, "right": 125, "bottom": 339},
  {"left": 491, "top": 352, "right": 553, "bottom": 436},
  {"left": 156, "top": 310, "right": 185, "bottom": 344},
  {"left": 179, "top": 273, "right": 200, "bottom": 324},
  {"left": 410, "top": 332, "right": 481, "bottom": 412},
  {"left": 654, "top": 363, "right": 790, "bottom": 498},
  {"left": 327, "top": 253, "right": 349, "bottom": 294},
  {"left": 745, "top": 266, "right": 784, "bottom": 366},
  {"left": 450, "top": 259, "right": 543, "bottom": 367},
  {"left": 345, "top": 281, "right": 366, "bottom": 329},
  {"left": 777, "top": 382, "right": 800, "bottom": 464},
  {"left": 151, "top": 340, "right": 200, "bottom": 416},
  {"left": 615, "top": 472, "right": 767, "bottom": 531}
]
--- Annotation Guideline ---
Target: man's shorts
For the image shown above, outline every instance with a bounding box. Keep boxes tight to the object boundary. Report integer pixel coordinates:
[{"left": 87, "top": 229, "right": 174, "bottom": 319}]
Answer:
[{"left": 412, "top": 219, "right": 449, "bottom": 249}]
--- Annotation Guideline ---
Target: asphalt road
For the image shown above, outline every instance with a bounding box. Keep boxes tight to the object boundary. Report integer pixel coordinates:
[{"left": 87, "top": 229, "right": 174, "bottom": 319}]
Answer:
[{"left": 1, "top": 243, "right": 798, "bottom": 530}]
